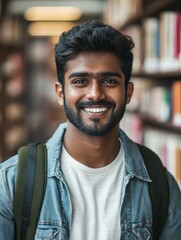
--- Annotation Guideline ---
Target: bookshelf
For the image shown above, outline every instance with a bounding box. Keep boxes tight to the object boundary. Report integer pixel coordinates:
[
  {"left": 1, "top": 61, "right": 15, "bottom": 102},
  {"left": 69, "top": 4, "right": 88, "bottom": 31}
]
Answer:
[
  {"left": 105, "top": 0, "right": 181, "bottom": 29},
  {"left": 0, "top": 16, "right": 66, "bottom": 161},
  {"left": 24, "top": 37, "right": 66, "bottom": 145},
  {"left": 104, "top": 0, "right": 181, "bottom": 187},
  {"left": 133, "top": 71, "right": 181, "bottom": 79},
  {"left": 0, "top": 46, "right": 28, "bottom": 161},
  {"left": 126, "top": 111, "right": 181, "bottom": 135},
  {"left": 0, "top": 16, "right": 28, "bottom": 161}
]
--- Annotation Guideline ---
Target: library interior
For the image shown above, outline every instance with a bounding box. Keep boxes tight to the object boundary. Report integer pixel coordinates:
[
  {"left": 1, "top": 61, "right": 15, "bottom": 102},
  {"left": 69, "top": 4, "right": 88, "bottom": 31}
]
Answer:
[{"left": 0, "top": 0, "right": 181, "bottom": 189}]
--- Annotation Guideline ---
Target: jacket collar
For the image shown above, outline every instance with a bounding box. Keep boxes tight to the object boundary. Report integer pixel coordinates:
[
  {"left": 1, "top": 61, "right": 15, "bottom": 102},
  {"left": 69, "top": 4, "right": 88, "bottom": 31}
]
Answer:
[
  {"left": 46, "top": 123, "right": 151, "bottom": 182},
  {"left": 119, "top": 130, "right": 151, "bottom": 182},
  {"left": 46, "top": 123, "right": 67, "bottom": 178}
]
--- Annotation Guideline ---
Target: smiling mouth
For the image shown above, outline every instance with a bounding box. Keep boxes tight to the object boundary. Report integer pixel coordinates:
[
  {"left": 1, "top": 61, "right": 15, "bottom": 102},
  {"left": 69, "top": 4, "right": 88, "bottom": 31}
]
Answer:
[{"left": 83, "top": 107, "right": 109, "bottom": 113}]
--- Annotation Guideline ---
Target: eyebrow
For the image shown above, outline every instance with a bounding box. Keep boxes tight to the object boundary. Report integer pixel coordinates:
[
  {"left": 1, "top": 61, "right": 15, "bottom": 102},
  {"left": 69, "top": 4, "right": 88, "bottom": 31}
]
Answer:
[{"left": 68, "top": 71, "right": 122, "bottom": 79}]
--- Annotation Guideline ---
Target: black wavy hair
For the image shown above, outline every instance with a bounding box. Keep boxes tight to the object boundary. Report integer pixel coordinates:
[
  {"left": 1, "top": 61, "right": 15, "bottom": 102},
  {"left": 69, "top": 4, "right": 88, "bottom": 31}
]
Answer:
[{"left": 55, "top": 20, "right": 134, "bottom": 87}]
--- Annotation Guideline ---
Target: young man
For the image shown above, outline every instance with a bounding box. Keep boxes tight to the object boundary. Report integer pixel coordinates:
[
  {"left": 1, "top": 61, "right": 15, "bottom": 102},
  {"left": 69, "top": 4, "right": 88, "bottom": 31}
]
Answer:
[{"left": 0, "top": 20, "right": 181, "bottom": 240}]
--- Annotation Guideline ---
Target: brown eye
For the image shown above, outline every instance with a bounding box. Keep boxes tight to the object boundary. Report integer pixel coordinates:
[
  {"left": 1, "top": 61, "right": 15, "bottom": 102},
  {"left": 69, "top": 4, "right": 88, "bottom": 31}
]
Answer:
[
  {"left": 73, "top": 79, "right": 88, "bottom": 85},
  {"left": 102, "top": 79, "right": 117, "bottom": 86}
]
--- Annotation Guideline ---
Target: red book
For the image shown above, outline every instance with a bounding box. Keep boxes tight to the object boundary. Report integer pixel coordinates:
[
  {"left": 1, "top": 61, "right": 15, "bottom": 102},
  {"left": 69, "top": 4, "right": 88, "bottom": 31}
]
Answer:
[{"left": 174, "top": 13, "right": 181, "bottom": 61}]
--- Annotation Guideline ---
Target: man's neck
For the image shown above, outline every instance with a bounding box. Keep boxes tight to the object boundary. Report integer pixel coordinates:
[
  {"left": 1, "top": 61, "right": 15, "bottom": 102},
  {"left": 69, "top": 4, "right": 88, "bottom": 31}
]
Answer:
[{"left": 63, "top": 123, "right": 121, "bottom": 168}]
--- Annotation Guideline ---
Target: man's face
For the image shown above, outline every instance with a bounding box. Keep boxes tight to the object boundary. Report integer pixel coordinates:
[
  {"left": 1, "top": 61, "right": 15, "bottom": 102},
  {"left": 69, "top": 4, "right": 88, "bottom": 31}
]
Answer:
[{"left": 56, "top": 52, "right": 133, "bottom": 136}]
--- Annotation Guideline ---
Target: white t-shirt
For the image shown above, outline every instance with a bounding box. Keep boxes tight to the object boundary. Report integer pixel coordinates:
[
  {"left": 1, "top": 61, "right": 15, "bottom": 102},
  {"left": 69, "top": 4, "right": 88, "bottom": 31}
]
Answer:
[{"left": 61, "top": 142, "right": 125, "bottom": 240}]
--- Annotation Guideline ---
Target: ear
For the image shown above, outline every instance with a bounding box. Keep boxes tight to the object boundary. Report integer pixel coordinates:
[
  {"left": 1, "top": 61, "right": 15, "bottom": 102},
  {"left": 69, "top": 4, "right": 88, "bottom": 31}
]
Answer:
[
  {"left": 126, "top": 82, "right": 134, "bottom": 104},
  {"left": 55, "top": 82, "right": 64, "bottom": 106}
]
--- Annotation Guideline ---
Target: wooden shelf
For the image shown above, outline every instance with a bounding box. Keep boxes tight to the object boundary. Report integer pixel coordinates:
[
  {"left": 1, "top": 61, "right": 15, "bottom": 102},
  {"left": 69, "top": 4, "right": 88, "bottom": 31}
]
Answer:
[
  {"left": 143, "top": 0, "right": 180, "bottom": 17},
  {"left": 132, "top": 71, "right": 181, "bottom": 80},
  {"left": 127, "top": 110, "right": 181, "bottom": 135},
  {"left": 142, "top": 116, "right": 181, "bottom": 135},
  {"left": 120, "top": 0, "right": 181, "bottom": 29}
]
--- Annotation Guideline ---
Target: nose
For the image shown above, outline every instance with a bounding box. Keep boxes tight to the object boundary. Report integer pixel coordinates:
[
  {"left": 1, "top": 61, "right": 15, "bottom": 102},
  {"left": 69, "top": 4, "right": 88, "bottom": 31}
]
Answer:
[{"left": 86, "top": 81, "right": 105, "bottom": 101}]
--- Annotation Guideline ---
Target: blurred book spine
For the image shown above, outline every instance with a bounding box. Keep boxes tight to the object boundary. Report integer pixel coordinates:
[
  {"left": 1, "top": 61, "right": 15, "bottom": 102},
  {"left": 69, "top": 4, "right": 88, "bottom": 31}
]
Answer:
[
  {"left": 143, "top": 128, "right": 181, "bottom": 189},
  {"left": 139, "top": 12, "right": 181, "bottom": 73},
  {"left": 159, "top": 12, "right": 181, "bottom": 72},
  {"left": 124, "top": 26, "right": 143, "bottom": 73},
  {"left": 103, "top": 0, "right": 142, "bottom": 28},
  {"left": 143, "top": 18, "right": 160, "bottom": 72},
  {"left": 172, "top": 81, "right": 181, "bottom": 126},
  {"left": 105, "top": 3, "right": 181, "bottom": 73},
  {"left": 120, "top": 112, "right": 143, "bottom": 144},
  {"left": 127, "top": 78, "right": 181, "bottom": 126}
]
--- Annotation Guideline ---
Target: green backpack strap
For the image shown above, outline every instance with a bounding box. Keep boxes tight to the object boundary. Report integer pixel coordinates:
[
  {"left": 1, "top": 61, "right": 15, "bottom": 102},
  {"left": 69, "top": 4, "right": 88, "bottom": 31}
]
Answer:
[
  {"left": 137, "top": 144, "right": 169, "bottom": 240},
  {"left": 14, "top": 143, "right": 47, "bottom": 240}
]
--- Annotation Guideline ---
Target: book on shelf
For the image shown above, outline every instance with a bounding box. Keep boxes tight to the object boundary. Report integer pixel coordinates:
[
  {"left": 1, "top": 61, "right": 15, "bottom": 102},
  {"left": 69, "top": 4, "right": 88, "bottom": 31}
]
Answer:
[
  {"left": 160, "top": 12, "right": 181, "bottom": 72},
  {"left": 2, "top": 53, "right": 25, "bottom": 98},
  {"left": 127, "top": 78, "right": 181, "bottom": 127},
  {"left": 125, "top": 26, "right": 143, "bottom": 73},
  {"left": 142, "top": 17, "right": 160, "bottom": 72},
  {"left": 172, "top": 81, "right": 181, "bottom": 126},
  {"left": 174, "top": 13, "right": 181, "bottom": 66},
  {"left": 5, "top": 75, "right": 24, "bottom": 98},
  {"left": 4, "top": 125, "right": 27, "bottom": 152},
  {"left": 127, "top": 78, "right": 172, "bottom": 123},
  {"left": 121, "top": 115, "right": 181, "bottom": 188},
  {"left": 5, "top": 103, "right": 25, "bottom": 121},
  {"left": 120, "top": 112, "right": 143, "bottom": 144},
  {"left": 124, "top": 11, "right": 181, "bottom": 74},
  {"left": 0, "top": 17, "right": 24, "bottom": 45},
  {"left": 105, "top": 0, "right": 123, "bottom": 27},
  {"left": 104, "top": 0, "right": 142, "bottom": 27},
  {"left": 176, "top": 146, "right": 181, "bottom": 188},
  {"left": 142, "top": 12, "right": 181, "bottom": 73},
  {"left": 143, "top": 128, "right": 181, "bottom": 188}
]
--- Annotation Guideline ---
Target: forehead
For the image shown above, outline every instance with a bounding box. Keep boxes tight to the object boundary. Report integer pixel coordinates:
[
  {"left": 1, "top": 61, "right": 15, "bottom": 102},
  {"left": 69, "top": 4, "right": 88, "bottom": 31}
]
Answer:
[{"left": 64, "top": 52, "right": 123, "bottom": 75}]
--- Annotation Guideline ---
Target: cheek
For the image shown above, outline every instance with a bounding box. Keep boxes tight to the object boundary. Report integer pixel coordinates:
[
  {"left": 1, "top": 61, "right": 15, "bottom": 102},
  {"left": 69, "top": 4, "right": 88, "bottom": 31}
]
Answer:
[
  {"left": 64, "top": 86, "right": 83, "bottom": 106},
  {"left": 109, "top": 88, "right": 126, "bottom": 105}
]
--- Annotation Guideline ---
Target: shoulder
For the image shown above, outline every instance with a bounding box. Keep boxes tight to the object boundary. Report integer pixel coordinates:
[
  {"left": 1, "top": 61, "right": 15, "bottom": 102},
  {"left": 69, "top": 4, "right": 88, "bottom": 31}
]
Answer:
[
  {"left": 0, "top": 155, "right": 18, "bottom": 174},
  {"left": 0, "top": 155, "right": 18, "bottom": 197},
  {"left": 159, "top": 171, "right": 181, "bottom": 239},
  {"left": 166, "top": 171, "right": 181, "bottom": 199},
  {"left": 0, "top": 155, "right": 18, "bottom": 210}
]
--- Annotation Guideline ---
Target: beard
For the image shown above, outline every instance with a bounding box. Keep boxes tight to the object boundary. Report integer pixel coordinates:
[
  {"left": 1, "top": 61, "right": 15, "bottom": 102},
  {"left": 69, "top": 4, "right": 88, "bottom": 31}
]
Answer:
[{"left": 63, "top": 97, "right": 126, "bottom": 137}]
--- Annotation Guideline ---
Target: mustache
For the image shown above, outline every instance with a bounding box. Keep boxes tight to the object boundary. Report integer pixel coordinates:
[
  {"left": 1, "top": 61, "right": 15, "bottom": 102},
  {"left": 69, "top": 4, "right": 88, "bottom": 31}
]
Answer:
[{"left": 77, "top": 100, "right": 115, "bottom": 108}]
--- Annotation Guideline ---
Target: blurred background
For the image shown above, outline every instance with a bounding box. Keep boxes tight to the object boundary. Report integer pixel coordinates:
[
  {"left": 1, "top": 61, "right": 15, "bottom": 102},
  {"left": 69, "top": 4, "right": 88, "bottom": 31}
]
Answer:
[{"left": 0, "top": 0, "right": 181, "bottom": 187}]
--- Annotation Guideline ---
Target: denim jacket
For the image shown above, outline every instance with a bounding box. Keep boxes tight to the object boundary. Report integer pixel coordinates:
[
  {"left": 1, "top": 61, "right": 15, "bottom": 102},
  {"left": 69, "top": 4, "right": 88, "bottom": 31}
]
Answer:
[{"left": 0, "top": 123, "right": 181, "bottom": 240}]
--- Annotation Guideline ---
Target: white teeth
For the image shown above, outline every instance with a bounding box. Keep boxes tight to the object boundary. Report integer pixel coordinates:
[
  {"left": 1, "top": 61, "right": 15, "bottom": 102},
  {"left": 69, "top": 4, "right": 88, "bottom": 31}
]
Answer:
[{"left": 84, "top": 107, "right": 108, "bottom": 113}]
